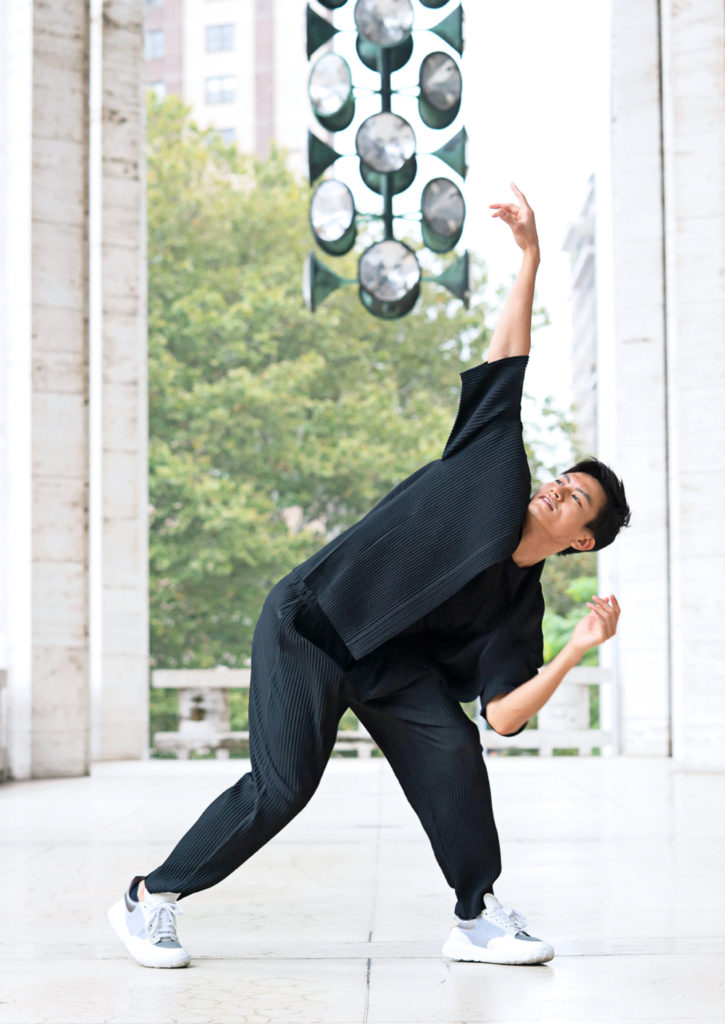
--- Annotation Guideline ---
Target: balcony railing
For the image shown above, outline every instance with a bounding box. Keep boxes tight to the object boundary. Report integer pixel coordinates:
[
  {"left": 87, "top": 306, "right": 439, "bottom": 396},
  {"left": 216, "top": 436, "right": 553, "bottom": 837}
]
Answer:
[{"left": 151, "top": 664, "right": 613, "bottom": 759}]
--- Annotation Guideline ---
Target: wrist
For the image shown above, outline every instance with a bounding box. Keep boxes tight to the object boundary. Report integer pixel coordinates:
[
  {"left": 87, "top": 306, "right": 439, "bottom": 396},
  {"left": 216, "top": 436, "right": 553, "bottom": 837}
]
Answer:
[
  {"left": 561, "top": 639, "right": 585, "bottom": 668},
  {"left": 522, "top": 245, "right": 540, "bottom": 265}
]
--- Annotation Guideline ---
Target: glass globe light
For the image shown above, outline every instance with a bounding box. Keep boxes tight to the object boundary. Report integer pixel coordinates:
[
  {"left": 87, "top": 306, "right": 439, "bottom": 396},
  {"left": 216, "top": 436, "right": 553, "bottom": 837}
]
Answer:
[
  {"left": 309, "top": 53, "right": 352, "bottom": 118},
  {"left": 359, "top": 240, "right": 420, "bottom": 317},
  {"left": 354, "top": 0, "right": 414, "bottom": 48},
  {"left": 421, "top": 177, "right": 465, "bottom": 251},
  {"left": 310, "top": 180, "right": 357, "bottom": 254},
  {"left": 355, "top": 112, "right": 415, "bottom": 173},
  {"left": 419, "top": 52, "right": 462, "bottom": 114}
]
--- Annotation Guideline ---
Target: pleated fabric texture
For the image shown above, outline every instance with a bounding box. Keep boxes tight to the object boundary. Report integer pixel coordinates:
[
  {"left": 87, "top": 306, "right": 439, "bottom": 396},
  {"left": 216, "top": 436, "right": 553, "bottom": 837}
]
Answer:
[
  {"left": 145, "top": 573, "right": 350, "bottom": 900},
  {"left": 298, "top": 357, "right": 532, "bottom": 660},
  {"left": 350, "top": 678, "right": 501, "bottom": 918},
  {"left": 146, "top": 356, "right": 532, "bottom": 916},
  {"left": 145, "top": 572, "right": 500, "bottom": 918}
]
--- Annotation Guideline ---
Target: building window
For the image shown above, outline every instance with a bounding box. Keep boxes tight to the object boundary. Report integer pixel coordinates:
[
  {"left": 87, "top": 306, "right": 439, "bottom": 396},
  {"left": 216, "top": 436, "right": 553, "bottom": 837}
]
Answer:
[
  {"left": 206, "top": 24, "right": 235, "bottom": 52},
  {"left": 218, "top": 127, "right": 236, "bottom": 145},
  {"left": 148, "top": 81, "right": 166, "bottom": 100},
  {"left": 206, "top": 75, "right": 237, "bottom": 105},
  {"left": 145, "top": 29, "right": 165, "bottom": 61}
]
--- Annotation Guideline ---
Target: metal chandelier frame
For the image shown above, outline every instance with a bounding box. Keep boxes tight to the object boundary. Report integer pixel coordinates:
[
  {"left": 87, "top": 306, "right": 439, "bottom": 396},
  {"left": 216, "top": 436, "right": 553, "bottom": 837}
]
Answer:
[{"left": 304, "top": 0, "right": 470, "bottom": 319}]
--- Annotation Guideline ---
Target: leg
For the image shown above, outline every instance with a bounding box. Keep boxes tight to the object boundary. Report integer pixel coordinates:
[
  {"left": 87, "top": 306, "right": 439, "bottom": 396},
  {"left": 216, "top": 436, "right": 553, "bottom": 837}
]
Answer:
[
  {"left": 351, "top": 674, "right": 500, "bottom": 920},
  {"left": 145, "top": 576, "right": 347, "bottom": 898}
]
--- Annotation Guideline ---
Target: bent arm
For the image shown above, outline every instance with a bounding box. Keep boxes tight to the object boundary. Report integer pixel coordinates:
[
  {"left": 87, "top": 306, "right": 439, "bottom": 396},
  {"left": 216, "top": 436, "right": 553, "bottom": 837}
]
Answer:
[
  {"left": 486, "top": 594, "right": 621, "bottom": 735},
  {"left": 486, "top": 641, "right": 579, "bottom": 735},
  {"left": 486, "top": 183, "right": 540, "bottom": 364}
]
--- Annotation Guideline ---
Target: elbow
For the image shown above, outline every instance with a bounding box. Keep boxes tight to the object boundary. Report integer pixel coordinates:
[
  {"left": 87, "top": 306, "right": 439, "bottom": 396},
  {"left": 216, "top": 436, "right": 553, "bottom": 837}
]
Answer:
[{"left": 485, "top": 699, "right": 522, "bottom": 737}]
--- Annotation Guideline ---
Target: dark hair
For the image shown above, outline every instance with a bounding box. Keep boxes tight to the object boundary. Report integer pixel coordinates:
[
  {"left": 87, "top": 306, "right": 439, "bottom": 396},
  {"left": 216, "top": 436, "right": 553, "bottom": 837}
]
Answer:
[{"left": 558, "top": 457, "right": 631, "bottom": 555}]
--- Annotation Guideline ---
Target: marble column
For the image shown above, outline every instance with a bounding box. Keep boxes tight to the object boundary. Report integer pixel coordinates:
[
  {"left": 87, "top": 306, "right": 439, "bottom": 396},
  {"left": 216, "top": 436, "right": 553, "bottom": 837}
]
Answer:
[
  {"left": 0, "top": 0, "right": 91, "bottom": 778},
  {"left": 0, "top": 0, "right": 148, "bottom": 777},
  {"left": 660, "top": 0, "right": 725, "bottom": 770},
  {"left": 607, "top": 0, "right": 671, "bottom": 756},
  {"left": 607, "top": 0, "right": 725, "bottom": 768},
  {"left": 90, "top": 0, "right": 149, "bottom": 761}
]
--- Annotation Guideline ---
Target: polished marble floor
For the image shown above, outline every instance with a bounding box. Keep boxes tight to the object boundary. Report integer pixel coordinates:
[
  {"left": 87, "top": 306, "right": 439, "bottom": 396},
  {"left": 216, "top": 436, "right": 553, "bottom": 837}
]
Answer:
[{"left": 1, "top": 755, "right": 724, "bottom": 1023}]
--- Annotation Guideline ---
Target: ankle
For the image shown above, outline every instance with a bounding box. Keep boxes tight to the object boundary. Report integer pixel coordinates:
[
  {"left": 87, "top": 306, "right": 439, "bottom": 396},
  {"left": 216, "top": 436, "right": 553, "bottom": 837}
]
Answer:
[{"left": 138, "top": 879, "right": 147, "bottom": 901}]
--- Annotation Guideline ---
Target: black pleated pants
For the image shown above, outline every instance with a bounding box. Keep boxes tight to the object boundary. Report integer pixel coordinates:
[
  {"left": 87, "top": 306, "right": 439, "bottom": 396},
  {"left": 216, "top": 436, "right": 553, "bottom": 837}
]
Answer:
[{"left": 145, "top": 572, "right": 501, "bottom": 919}]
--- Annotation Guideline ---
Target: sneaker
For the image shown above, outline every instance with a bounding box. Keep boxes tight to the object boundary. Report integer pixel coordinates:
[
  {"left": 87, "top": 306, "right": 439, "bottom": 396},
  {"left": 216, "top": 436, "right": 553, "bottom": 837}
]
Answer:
[
  {"left": 442, "top": 893, "right": 554, "bottom": 965},
  {"left": 108, "top": 875, "right": 191, "bottom": 968}
]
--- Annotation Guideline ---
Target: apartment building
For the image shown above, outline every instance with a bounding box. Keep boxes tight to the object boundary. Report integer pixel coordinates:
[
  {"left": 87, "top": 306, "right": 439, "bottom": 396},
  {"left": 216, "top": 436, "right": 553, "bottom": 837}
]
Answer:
[{"left": 144, "top": 0, "right": 309, "bottom": 167}]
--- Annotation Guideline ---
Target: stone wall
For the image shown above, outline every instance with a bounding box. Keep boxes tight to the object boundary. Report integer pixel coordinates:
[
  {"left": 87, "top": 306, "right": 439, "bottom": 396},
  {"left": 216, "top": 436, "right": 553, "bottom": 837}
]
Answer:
[
  {"left": 0, "top": 0, "right": 148, "bottom": 778},
  {"left": 659, "top": 0, "right": 725, "bottom": 769},
  {"left": 607, "top": 0, "right": 725, "bottom": 768},
  {"left": 93, "top": 0, "right": 149, "bottom": 761}
]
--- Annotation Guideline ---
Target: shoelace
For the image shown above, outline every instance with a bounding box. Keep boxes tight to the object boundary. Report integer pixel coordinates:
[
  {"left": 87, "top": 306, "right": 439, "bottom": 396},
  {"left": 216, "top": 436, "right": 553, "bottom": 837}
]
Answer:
[
  {"left": 485, "top": 903, "right": 528, "bottom": 933},
  {"left": 145, "top": 902, "right": 182, "bottom": 944}
]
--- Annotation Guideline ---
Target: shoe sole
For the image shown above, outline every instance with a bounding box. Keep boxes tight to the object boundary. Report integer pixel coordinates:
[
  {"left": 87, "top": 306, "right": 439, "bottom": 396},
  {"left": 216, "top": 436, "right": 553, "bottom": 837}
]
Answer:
[
  {"left": 442, "top": 932, "right": 554, "bottom": 966},
  {"left": 108, "top": 899, "right": 191, "bottom": 969}
]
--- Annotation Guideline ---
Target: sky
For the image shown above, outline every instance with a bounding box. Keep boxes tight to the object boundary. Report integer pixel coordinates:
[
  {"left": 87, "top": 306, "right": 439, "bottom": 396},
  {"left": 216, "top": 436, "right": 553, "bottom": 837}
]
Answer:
[
  {"left": 327, "top": 0, "right": 611, "bottom": 428},
  {"left": 461, "top": 0, "right": 610, "bottom": 414}
]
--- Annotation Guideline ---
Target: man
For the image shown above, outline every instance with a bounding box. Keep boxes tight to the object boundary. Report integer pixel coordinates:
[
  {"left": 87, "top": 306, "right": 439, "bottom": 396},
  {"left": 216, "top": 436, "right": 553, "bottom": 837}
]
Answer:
[{"left": 109, "top": 185, "right": 630, "bottom": 969}]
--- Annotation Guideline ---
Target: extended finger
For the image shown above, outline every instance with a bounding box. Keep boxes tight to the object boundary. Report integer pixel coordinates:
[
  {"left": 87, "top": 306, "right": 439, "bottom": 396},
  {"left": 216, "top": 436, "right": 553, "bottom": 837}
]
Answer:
[
  {"left": 592, "top": 600, "right": 616, "bottom": 632},
  {"left": 510, "top": 182, "right": 528, "bottom": 205},
  {"left": 586, "top": 603, "right": 606, "bottom": 620}
]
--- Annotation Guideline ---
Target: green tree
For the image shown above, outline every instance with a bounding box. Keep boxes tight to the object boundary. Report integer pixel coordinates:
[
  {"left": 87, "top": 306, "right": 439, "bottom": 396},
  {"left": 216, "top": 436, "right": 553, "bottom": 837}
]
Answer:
[
  {"left": 148, "top": 97, "right": 492, "bottom": 669},
  {"left": 147, "top": 96, "right": 592, "bottom": 678}
]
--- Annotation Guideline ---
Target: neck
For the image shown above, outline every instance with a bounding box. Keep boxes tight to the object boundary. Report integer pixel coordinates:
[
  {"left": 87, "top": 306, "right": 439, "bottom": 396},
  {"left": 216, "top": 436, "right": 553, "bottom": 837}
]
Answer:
[{"left": 512, "top": 519, "right": 559, "bottom": 567}]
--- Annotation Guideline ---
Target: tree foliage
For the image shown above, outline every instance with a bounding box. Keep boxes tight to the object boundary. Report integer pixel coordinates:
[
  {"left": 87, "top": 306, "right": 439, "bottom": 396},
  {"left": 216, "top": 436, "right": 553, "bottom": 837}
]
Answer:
[{"left": 147, "top": 96, "right": 592, "bottom": 673}]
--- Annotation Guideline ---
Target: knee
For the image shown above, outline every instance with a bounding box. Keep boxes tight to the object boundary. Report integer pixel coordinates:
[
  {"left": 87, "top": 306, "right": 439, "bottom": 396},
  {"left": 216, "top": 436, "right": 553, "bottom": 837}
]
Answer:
[
  {"left": 444, "top": 720, "right": 482, "bottom": 763},
  {"left": 257, "top": 771, "right": 319, "bottom": 820}
]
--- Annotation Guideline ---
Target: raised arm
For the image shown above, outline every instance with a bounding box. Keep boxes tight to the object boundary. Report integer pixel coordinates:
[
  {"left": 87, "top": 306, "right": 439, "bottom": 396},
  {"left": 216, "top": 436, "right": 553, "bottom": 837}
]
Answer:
[
  {"left": 486, "top": 594, "right": 621, "bottom": 736},
  {"left": 486, "top": 183, "right": 540, "bottom": 363}
]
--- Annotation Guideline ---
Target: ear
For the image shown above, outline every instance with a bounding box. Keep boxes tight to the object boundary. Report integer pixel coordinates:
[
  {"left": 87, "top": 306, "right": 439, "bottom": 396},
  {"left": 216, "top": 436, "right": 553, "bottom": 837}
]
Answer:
[{"left": 571, "top": 533, "right": 596, "bottom": 553}]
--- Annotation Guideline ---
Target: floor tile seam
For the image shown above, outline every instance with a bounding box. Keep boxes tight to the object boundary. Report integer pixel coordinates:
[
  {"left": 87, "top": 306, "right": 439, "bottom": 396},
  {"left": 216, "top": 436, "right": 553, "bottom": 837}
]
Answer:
[
  {"left": 18, "top": 949, "right": 725, "bottom": 963},
  {"left": 362, "top": 766, "right": 387, "bottom": 1024},
  {"left": 368, "top": 1018, "right": 719, "bottom": 1024},
  {"left": 2, "top": 1017, "right": 717, "bottom": 1024},
  {"left": 0, "top": 836, "right": 387, "bottom": 848}
]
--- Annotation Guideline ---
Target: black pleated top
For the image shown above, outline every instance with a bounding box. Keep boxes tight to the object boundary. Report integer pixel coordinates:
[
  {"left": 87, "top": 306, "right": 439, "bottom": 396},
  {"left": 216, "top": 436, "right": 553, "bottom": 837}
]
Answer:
[{"left": 299, "top": 356, "right": 536, "bottom": 664}]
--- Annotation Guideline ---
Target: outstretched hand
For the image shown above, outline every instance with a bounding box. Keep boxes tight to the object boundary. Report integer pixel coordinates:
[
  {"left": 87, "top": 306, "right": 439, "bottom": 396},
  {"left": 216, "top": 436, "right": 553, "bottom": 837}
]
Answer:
[
  {"left": 490, "top": 183, "right": 540, "bottom": 255},
  {"left": 570, "top": 594, "right": 621, "bottom": 655}
]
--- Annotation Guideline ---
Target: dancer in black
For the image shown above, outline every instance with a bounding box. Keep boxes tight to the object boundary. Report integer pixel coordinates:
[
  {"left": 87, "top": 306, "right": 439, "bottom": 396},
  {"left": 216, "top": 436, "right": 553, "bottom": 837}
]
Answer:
[{"left": 109, "top": 185, "right": 630, "bottom": 967}]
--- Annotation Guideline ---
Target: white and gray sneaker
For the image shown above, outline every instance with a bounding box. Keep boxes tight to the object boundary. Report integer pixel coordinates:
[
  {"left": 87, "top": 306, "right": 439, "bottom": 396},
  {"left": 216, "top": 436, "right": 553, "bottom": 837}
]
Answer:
[
  {"left": 442, "top": 893, "right": 554, "bottom": 965},
  {"left": 108, "top": 876, "right": 191, "bottom": 968}
]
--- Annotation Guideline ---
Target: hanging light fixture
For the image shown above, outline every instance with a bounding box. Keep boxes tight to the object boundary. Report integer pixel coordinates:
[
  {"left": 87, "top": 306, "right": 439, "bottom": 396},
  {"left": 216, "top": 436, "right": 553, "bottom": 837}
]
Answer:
[
  {"left": 309, "top": 53, "right": 355, "bottom": 132},
  {"left": 355, "top": 112, "right": 415, "bottom": 173},
  {"left": 421, "top": 177, "right": 465, "bottom": 252},
  {"left": 354, "top": 0, "right": 414, "bottom": 48},
  {"left": 359, "top": 240, "right": 421, "bottom": 318},
  {"left": 418, "top": 51, "right": 462, "bottom": 129},
  {"left": 310, "top": 181, "right": 357, "bottom": 255},
  {"left": 304, "top": 1, "right": 469, "bottom": 317}
]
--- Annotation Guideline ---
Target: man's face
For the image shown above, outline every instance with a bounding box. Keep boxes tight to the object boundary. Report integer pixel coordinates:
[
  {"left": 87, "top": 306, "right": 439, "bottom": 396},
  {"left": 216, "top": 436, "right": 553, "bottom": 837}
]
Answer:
[{"left": 527, "top": 471, "right": 607, "bottom": 552}]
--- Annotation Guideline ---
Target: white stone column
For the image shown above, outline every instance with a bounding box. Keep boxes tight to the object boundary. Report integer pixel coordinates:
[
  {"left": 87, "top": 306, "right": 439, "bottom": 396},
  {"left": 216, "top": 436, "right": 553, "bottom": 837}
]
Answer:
[
  {"left": 0, "top": 0, "right": 91, "bottom": 778},
  {"left": 90, "top": 0, "right": 149, "bottom": 760},
  {"left": 607, "top": 0, "right": 671, "bottom": 755},
  {"left": 660, "top": 0, "right": 725, "bottom": 770},
  {"left": 0, "top": 0, "right": 33, "bottom": 779},
  {"left": 1, "top": 0, "right": 148, "bottom": 777}
]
